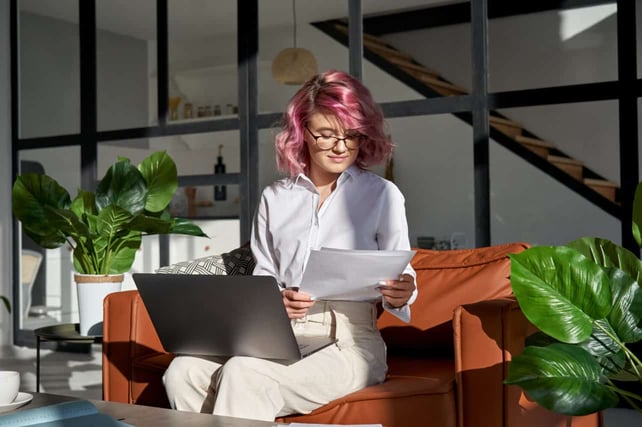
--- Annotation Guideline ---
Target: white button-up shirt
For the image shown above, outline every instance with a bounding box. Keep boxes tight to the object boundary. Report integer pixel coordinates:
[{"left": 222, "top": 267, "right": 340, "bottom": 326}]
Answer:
[{"left": 251, "top": 165, "right": 417, "bottom": 322}]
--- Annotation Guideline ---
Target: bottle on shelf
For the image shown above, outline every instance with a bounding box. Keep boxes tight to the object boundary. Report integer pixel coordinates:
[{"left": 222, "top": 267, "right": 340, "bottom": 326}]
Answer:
[
  {"left": 183, "top": 103, "right": 193, "bottom": 119},
  {"left": 214, "top": 144, "right": 227, "bottom": 201}
]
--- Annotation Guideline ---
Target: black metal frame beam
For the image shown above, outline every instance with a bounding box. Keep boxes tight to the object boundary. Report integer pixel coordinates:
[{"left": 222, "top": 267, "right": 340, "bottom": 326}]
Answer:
[
  {"left": 10, "top": 0, "right": 24, "bottom": 344},
  {"left": 617, "top": 0, "right": 639, "bottom": 254},
  {"left": 471, "top": 0, "right": 490, "bottom": 247},
  {"left": 79, "top": 0, "right": 97, "bottom": 191},
  {"left": 363, "top": 0, "right": 613, "bottom": 35},
  {"left": 237, "top": 0, "right": 259, "bottom": 243},
  {"left": 348, "top": 0, "right": 363, "bottom": 80}
]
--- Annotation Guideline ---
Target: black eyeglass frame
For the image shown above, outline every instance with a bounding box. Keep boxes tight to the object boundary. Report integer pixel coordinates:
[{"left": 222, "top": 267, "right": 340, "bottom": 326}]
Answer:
[{"left": 305, "top": 126, "right": 362, "bottom": 151}]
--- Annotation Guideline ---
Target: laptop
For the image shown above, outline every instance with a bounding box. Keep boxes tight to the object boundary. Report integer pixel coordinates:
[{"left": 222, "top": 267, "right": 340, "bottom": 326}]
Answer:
[{"left": 132, "top": 273, "right": 337, "bottom": 361}]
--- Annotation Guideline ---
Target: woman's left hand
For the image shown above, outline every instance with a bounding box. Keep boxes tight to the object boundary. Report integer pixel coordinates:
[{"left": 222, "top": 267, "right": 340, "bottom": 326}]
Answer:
[{"left": 377, "top": 274, "right": 415, "bottom": 308}]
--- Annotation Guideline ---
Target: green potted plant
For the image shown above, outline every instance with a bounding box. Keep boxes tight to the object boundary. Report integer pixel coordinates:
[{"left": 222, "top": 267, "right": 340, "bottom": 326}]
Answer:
[
  {"left": 505, "top": 183, "right": 642, "bottom": 417},
  {"left": 12, "top": 150, "right": 207, "bottom": 335}
]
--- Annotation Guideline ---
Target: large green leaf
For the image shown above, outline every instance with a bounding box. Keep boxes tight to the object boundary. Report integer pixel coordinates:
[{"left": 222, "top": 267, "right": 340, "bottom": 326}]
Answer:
[
  {"left": 169, "top": 218, "right": 208, "bottom": 237},
  {"left": 1, "top": 296, "right": 10, "bottom": 313},
  {"left": 95, "top": 158, "right": 147, "bottom": 215},
  {"left": 506, "top": 343, "right": 619, "bottom": 415},
  {"left": 633, "top": 182, "right": 642, "bottom": 247},
  {"left": 603, "top": 267, "right": 642, "bottom": 343},
  {"left": 566, "top": 237, "right": 642, "bottom": 283},
  {"left": 106, "top": 231, "right": 141, "bottom": 274},
  {"left": 95, "top": 205, "right": 134, "bottom": 239},
  {"left": 138, "top": 151, "right": 178, "bottom": 213},
  {"left": 579, "top": 319, "right": 626, "bottom": 377},
  {"left": 510, "top": 246, "right": 612, "bottom": 343},
  {"left": 12, "top": 174, "right": 71, "bottom": 238},
  {"left": 70, "top": 189, "right": 98, "bottom": 222}
]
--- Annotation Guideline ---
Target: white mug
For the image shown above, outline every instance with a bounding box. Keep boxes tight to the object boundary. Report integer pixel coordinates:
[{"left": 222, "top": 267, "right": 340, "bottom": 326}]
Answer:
[{"left": 0, "top": 371, "right": 20, "bottom": 404}]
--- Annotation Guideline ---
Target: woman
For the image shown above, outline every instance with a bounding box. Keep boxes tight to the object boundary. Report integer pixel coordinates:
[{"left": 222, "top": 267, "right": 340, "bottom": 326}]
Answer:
[{"left": 163, "top": 70, "right": 417, "bottom": 421}]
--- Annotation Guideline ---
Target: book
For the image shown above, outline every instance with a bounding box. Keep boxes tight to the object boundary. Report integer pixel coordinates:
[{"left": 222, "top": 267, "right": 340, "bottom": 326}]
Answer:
[{"left": 0, "top": 400, "right": 133, "bottom": 427}]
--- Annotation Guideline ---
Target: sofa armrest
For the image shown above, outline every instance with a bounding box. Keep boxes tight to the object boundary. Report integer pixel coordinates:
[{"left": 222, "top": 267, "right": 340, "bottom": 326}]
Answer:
[
  {"left": 103, "top": 290, "right": 167, "bottom": 403},
  {"left": 454, "top": 297, "right": 602, "bottom": 427}
]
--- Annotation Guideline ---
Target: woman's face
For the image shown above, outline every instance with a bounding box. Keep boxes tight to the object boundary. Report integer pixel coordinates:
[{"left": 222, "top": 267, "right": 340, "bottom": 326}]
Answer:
[{"left": 305, "top": 112, "right": 360, "bottom": 184}]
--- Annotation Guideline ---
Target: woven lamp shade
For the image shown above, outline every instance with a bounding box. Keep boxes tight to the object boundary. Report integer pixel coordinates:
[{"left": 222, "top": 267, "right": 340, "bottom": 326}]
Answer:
[{"left": 271, "top": 47, "right": 318, "bottom": 85}]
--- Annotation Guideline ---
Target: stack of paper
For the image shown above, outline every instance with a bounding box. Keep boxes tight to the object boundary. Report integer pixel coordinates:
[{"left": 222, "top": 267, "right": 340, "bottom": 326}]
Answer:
[{"left": 300, "top": 248, "right": 415, "bottom": 301}]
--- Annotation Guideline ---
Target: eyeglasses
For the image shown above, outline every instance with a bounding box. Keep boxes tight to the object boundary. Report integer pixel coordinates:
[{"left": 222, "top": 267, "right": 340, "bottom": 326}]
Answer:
[{"left": 305, "top": 126, "right": 362, "bottom": 151}]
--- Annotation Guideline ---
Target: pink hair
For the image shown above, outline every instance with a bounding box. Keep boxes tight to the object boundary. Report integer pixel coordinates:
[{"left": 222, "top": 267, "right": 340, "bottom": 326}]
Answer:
[{"left": 275, "top": 70, "right": 393, "bottom": 177}]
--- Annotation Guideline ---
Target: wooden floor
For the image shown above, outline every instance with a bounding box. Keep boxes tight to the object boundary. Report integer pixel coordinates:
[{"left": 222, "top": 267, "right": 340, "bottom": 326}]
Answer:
[{"left": 0, "top": 343, "right": 102, "bottom": 400}]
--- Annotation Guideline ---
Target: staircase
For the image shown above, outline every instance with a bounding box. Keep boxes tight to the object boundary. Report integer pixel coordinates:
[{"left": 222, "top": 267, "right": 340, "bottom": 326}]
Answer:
[{"left": 315, "top": 21, "right": 620, "bottom": 216}]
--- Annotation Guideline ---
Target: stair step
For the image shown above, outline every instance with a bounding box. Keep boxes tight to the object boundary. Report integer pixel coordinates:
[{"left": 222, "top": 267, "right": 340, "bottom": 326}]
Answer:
[
  {"left": 333, "top": 23, "right": 391, "bottom": 48},
  {"left": 402, "top": 68, "right": 468, "bottom": 96},
  {"left": 584, "top": 178, "right": 618, "bottom": 202},
  {"left": 489, "top": 115, "right": 523, "bottom": 138},
  {"left": 548, "top": 155, "right": 583, "bottom": 180},
  {"left": 515, "top": 135, "right": 555, "bottom": 158},
  {"left": 389, "top": 56, "right": 441, "bottom": 78},
  {"left": 364, "top": 39, "right": 415, "bottom": 62}
]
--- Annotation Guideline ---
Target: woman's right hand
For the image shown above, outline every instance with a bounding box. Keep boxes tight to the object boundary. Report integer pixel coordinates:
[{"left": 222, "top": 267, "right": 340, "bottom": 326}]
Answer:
[{"left": 281, "top": 288, "right": 315, "bottom": 319}]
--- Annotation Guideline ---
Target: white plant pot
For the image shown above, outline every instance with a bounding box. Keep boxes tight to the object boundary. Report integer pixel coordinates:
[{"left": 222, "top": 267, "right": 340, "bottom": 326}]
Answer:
[{"left": 74, "top": 274, "right": 124, "bottom": 336}]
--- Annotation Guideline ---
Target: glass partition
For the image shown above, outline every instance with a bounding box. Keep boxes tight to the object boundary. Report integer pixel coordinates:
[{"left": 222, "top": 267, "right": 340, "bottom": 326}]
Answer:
[
  {"left": 491, "top": 101, "right": 620, "bottom": 246},
  {"left": 366, "top": 2, "right": 468, "bottom": 104},
  {"left": 19, "top": 0, "right": 80, "bottom": 139},
  {"left": 386, "top": 114, "right": 474, "bottom": 249},
  {"left": 488, "top": 3, "right": 618, "bottom": 92},
  {"left": 97, "top": 0, "right": 156, "bottom": 131},
  {"left": 167, "top": 0, "right": 237, "bottom": 125},
  {"left": 17, "top": 146, "right": 81, "bottom": 331}
]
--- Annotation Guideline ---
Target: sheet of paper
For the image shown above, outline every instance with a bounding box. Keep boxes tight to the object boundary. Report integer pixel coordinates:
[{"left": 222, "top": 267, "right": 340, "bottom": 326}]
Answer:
[{"left": 300, "top": 248, "right": 415, "bottom": 301}]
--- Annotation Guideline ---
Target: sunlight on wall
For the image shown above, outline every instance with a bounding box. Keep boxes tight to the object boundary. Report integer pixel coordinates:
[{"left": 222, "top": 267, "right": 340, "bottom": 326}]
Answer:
[{"left": 559, "top": 4, "right": 617, "bottom": 41}]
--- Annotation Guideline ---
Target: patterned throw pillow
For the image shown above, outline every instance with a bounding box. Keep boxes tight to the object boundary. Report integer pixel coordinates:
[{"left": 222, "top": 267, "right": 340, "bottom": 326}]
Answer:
[
  {"left": 221, "top": 245, "right": 255, "bottom": 275},
  {"left": 156, "top": 254, "right": 227, "bottom": 275},
  {"left": 156, "top": 245, "right": 255, "bottom": 276}
]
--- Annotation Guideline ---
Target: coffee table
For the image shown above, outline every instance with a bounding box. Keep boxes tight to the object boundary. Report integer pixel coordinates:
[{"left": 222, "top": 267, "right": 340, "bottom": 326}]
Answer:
[{"left": 9, "top": 393, "right": 278, "bottom": 427}]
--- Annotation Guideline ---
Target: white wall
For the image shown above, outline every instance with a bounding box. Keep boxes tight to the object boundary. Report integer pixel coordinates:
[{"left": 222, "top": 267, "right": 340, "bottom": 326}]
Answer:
[{"left": 0, "top": 0, "right": 13, "bottom": 346}]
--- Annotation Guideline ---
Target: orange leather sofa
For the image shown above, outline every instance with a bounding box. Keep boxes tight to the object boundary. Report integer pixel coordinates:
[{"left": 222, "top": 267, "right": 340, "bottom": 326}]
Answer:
[{"left": 102, "top": 242, "right": 603, "bottom": 427}]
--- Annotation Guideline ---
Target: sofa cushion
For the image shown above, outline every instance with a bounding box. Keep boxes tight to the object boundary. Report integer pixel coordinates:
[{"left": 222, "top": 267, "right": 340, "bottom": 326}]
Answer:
[
  {"left": 378, "top": 242, "right": 529, "bottom": 354},
  {"left": 279, "top": 358, "right": 457, "bottom": 427}
]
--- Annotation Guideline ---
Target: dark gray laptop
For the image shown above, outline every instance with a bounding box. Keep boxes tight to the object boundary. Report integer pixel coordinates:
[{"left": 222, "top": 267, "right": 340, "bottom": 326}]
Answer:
[{"left": 132, "top": 274, "right": 336, "bottom": 361}]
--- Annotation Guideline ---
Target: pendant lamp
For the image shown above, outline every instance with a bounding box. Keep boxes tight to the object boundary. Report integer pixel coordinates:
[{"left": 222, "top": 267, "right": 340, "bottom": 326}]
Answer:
[{"left": 272, "top": 0, "right": 318, "bottom": 85}]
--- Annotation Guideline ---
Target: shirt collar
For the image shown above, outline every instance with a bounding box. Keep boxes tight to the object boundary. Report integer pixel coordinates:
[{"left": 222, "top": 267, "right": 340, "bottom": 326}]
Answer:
[{"left": 290, "top": 165, "right": 360, "bottom": 190}]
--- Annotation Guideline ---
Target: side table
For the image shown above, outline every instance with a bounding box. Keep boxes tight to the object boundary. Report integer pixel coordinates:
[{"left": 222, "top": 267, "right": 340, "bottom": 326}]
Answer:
[{"left": 33, "top": 323, "right": 102, "bottom": 392}]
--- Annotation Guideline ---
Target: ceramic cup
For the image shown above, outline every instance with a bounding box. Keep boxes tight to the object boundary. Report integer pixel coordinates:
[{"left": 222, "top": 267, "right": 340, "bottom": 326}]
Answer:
[{"left": 0, "top": 371, "right": 19, "bottom": 404}]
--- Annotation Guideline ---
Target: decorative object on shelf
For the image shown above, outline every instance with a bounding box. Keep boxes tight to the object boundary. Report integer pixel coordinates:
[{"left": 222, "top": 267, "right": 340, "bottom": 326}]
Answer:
[
  {"left": 184, "top": 187, "right": 197, "bottom": 217},
  {"left": 214, "top": 144, "right": 227, "bottom": 201},
  {"left": 416, "top": 236, "right": 435, "bottom": 249},
  {"left": 183, "top": 102, "right": 193, "bottom": 119},
  {"left": 12, "top": 151, "right": 208, "bottom": 336},
  {"left": 272, "top": 0, "right": 318, "bottom": 85},
  {"left": 505, "top": 180, "right": 642, "bottom": 416},
  {"left": 214, "top": 104, "right": 221, "bottom": 116},
  {"left": 168, "top": 97, "right": 181, "bottom": 121}
]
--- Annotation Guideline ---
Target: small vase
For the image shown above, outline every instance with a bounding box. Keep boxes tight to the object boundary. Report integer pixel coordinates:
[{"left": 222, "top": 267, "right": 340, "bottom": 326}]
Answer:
[{"left": 74, "top": 273, "right": 124, "bottom": 336}]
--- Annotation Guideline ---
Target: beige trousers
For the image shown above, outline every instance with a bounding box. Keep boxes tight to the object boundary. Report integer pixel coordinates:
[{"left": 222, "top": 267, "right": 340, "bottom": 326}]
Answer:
[{"left": 163, "top": 300, "right": 387, "bottom": 421}]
